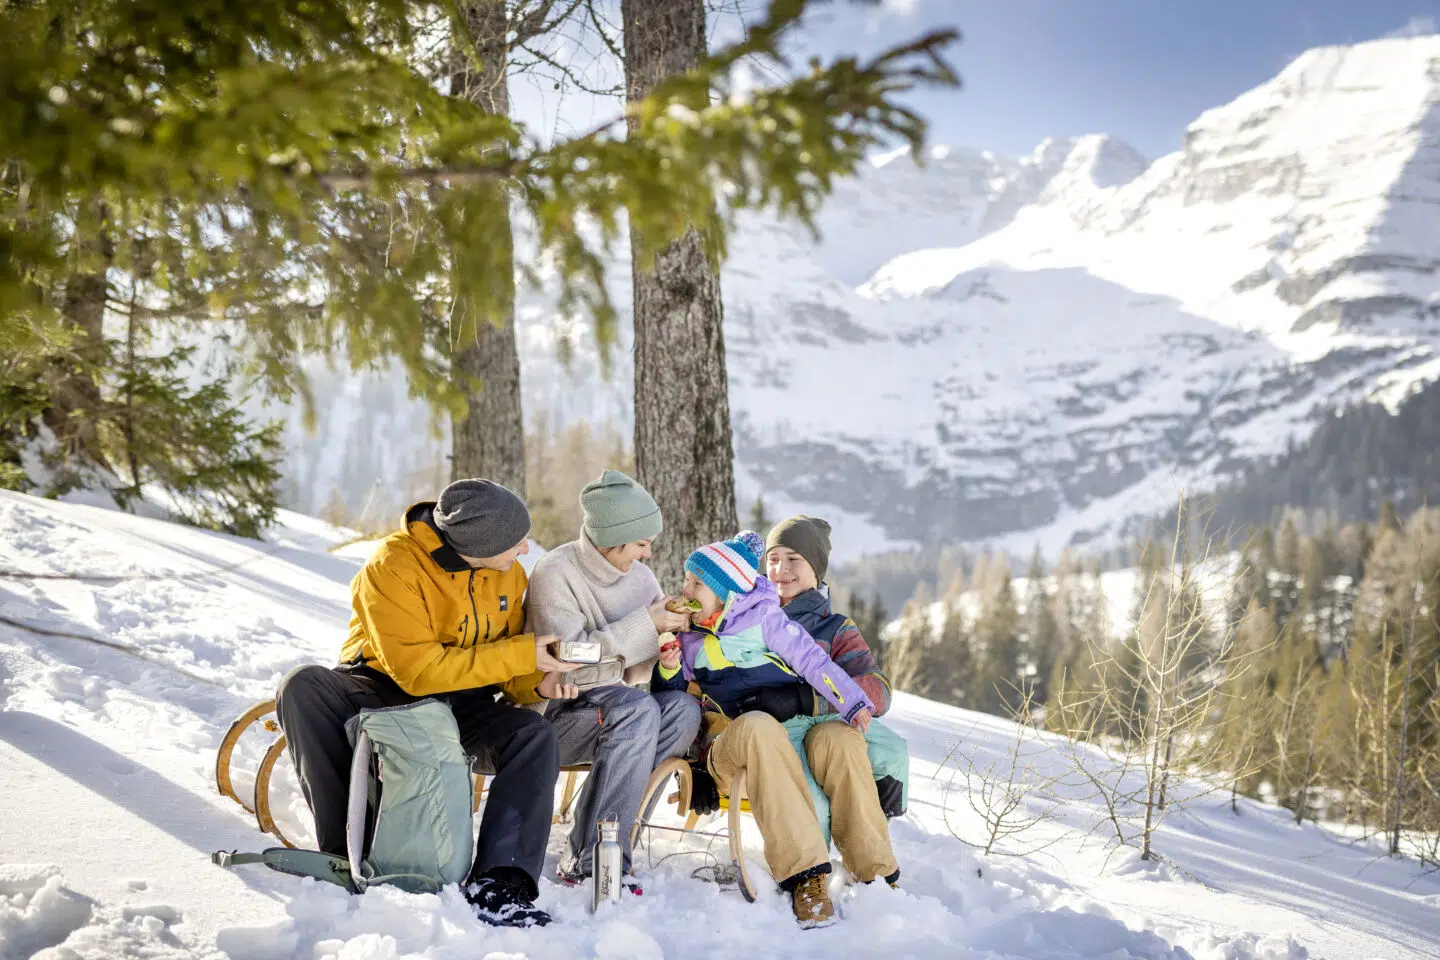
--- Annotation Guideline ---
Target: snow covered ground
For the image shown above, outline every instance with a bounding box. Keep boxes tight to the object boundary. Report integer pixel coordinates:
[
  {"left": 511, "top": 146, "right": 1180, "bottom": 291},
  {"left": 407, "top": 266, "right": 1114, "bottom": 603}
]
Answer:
[{"left": 1, "top": 491, "right": 1437, "bottom": 959}]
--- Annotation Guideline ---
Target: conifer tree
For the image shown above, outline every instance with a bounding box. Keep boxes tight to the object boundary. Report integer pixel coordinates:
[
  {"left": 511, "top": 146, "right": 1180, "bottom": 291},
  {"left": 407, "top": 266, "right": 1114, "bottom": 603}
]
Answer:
[
  {"left": 620, "top": 0, "right": 733, "bottom": 589},
  {"left": 885, "top": 583, "right": 933, "bottom": 695},
  {"left": 972, "top": 555, "right": 1022, "bottom": 714},
  {"left": 748, "top": 495, "right": 772, "bottom": 533},
  {"left": 928, "top": 572, "right": 971, "bottom": 706},
  {"left": 446, "top": 0, "right": 529, "bottom": 491},
  {"left": 852, "top": 591, "right": 889, "bottom": 667},
  {"left": 2, "top": 0, "right": 960, "bottom": 526},
  {"left": 1022, "top": 547, "right": 1061, "bottom": 706}
]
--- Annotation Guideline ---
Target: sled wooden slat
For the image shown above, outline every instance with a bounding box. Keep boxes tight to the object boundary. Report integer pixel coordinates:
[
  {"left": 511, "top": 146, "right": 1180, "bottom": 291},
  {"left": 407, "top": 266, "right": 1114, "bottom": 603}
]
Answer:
[
  {"left": 728, "top": 769, "right": 756, "bottom": 903},
  {"left": 633, "top": 756, "right": 756, "bottom": 902},
  {"left": 253, "top": 732, "right": 296, "bottom": 848},
  {"left": 215, "top": 698, "right": 279, "bottom": 814}
]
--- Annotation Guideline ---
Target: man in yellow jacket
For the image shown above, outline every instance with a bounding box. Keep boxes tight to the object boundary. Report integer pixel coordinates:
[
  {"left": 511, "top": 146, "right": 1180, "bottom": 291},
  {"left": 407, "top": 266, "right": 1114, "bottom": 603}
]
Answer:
[{"left": 276, "top": 479, "right": 578, "bottom": 928}]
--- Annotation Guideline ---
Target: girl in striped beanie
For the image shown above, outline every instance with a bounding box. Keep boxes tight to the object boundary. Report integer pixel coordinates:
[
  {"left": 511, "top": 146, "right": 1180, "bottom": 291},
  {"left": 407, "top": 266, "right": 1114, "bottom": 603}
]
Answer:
[
  {"left": 656, "top": 530, "right": 873, "bottom": 727},
  {"left": 684, "top": 530, "right": 766, "bottom": 617}
]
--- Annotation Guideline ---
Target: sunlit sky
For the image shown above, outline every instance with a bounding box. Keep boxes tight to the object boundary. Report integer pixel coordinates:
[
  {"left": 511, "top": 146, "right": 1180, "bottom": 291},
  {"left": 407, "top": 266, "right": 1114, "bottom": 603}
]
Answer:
[
  {"left": 511, "top": 1, "right": 1440, "bottom": 162},
  {"left": 791, "top": 0, "right": 1440, "bottom": 159}
]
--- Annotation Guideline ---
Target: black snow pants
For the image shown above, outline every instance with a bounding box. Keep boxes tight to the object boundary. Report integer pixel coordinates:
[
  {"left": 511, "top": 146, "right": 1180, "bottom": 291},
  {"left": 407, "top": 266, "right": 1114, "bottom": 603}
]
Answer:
[{"left": 274, "top": 663, "right": 559, "bottom": 896}]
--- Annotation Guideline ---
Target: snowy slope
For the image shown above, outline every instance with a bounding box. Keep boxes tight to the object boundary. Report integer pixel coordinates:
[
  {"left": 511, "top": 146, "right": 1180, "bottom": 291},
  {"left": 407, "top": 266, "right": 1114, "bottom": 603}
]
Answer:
[
  {"left": 2, "top": 492, "right": 1438, "bottom": 959},
  {"left": 269, "top": 34, "right": 1440, "bottom": 561}
]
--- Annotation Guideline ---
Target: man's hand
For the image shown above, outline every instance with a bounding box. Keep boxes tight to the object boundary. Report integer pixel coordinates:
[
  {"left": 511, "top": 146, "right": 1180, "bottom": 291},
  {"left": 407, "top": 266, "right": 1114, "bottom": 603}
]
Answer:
[
  {"left": 658, "top": 638, "right": 682, "bottom": 672},
  {"left": 649, "top": 598, "right": 691, "bottom": 634},
  {"left": 535, "top": 635, "right": 581, "bottom": 673},
  {"left": 850, "top": 707, "right": 873, "bottom": 734},
  {"left": 537, "top": 672, "right": 579, "bottom": 700}
]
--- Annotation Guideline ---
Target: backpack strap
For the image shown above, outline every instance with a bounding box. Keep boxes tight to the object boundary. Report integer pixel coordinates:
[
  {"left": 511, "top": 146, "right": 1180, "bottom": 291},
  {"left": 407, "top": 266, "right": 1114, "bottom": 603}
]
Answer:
[
  {"left": 212, "top": 848, "right": 359, "bottom": 894},
  {"left": 346, "top": 729, "right": 374, "bottom": 890}
]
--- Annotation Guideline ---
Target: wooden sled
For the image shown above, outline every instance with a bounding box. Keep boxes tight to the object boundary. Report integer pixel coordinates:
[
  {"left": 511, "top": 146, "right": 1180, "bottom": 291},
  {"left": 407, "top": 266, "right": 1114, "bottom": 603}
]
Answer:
[
  {"left": 216, "top": 700, "right": 758, "bottom": 900},
  {"left": 215, "top": 698, "right": 586, "bottom": 849}
]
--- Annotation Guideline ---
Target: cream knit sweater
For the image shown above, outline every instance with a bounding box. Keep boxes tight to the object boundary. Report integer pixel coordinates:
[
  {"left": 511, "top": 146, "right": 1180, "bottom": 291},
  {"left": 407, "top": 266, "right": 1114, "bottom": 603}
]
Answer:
[{"left": 524, "top": 532, "right": 665, "bottom": 690}]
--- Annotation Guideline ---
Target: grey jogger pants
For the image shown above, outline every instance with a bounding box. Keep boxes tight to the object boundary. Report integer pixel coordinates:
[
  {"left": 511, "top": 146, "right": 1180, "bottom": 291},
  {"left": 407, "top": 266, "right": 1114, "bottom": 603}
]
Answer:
[{"left": 545, "top": 685, "right": 701, "bottom": 874}]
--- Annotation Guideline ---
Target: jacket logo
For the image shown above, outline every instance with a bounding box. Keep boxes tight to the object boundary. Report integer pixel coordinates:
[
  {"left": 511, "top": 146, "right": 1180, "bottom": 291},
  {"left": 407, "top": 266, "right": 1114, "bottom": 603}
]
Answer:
[{"left": 499, "top": 595, "right": 509, "bottom": 612}]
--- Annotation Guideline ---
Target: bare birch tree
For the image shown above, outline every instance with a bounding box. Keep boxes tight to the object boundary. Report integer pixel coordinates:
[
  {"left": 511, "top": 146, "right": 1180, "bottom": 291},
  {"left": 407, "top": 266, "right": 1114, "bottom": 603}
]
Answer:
[{"left": 1051, "top": 507, "right": 1266, "bottom": 861}]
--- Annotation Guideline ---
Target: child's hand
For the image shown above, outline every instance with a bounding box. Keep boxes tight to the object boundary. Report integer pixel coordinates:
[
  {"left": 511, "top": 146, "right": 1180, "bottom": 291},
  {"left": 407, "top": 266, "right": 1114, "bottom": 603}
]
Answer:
[
  {"left": 659, "top": 638, "right": 682, "bottom": 671},
  {"left": 850, "top": 707, "right": 873, "bottom": 733}
]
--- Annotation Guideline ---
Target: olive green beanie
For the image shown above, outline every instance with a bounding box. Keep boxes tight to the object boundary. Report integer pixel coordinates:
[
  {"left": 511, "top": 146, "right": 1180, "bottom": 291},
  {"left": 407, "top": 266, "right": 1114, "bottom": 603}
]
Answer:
[
  {"left": 765, "top": 515, "right": 832, "bottom": 584},
  {"left": 580, "top": 469, "right": 663, "bottom": 548}
]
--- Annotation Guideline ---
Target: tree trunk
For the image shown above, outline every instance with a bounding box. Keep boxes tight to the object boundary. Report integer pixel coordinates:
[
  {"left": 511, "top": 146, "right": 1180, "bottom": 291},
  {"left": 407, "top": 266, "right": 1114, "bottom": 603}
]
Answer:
[
  {"left": 1142, "top": 711, "right": 1162, "bottom": 860},
  {"left": 1390, "top": 615, "right": 1416, "bottom": 856},
  {"left": 1294, "top": 721, "right": 1317, "bottom": 825},
  {"left": 44, "top": 204, "right": 113, "bottom": 488},
  {"left": 1157, "top": 727, "right": 1175, "bottom": 813},
  {"left": 622, "top": 0, "right": 737, "bottom": 590},
  {"left": 448, "top": 0, "right": 526, "bottom": 496}
]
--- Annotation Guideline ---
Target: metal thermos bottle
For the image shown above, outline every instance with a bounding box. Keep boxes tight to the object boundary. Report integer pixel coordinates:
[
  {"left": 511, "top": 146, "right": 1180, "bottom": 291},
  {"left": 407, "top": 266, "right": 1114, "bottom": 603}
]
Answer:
[{"left": 591, "top": 817, "right": 623, "bottom": 910}]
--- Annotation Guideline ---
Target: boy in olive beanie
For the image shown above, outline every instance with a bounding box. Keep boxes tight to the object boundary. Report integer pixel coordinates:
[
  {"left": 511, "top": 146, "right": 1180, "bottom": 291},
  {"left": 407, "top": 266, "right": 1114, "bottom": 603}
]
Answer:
[
  {"left": 764, "top": 515, "right": 832, "bottom": 584},
  {"left": 580, "top": 470, "right": 663, "bottom": 547}
]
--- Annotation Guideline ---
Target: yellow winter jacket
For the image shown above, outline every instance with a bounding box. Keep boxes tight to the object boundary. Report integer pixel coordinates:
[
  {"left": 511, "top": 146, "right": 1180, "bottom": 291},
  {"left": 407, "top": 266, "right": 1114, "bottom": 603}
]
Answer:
[{"left": 339, "top": 503, "right": 544, "bottom": 702}]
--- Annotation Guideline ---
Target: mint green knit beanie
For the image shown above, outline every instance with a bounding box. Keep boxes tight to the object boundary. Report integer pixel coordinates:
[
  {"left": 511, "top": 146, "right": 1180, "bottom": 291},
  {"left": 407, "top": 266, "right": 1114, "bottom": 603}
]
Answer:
[{"left": 580, "top": 470, "right": 663, "bottom": 548}]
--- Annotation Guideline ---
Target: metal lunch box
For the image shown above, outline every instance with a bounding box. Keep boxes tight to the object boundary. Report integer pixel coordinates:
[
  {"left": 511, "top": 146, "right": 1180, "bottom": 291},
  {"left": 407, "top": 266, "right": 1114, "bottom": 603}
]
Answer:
[{"left": 557, "top": 636, "right": 604, "bottom": 664}]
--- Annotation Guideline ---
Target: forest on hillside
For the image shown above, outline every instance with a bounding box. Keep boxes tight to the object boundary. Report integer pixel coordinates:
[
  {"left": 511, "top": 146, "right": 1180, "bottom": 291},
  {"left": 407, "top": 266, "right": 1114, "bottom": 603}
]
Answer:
[
  {"left": 1146, "top": 377, "right": 1440, "bottom": 541},
  {"left": 877, "top": 502, "right": 1440, "bottom": 858}
]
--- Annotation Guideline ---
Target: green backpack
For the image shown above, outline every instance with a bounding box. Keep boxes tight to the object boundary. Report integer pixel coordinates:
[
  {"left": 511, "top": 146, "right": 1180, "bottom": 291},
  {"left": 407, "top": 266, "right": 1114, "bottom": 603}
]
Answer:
[{"left": 213, "top": 699, "right": 475, "bottom": 895}]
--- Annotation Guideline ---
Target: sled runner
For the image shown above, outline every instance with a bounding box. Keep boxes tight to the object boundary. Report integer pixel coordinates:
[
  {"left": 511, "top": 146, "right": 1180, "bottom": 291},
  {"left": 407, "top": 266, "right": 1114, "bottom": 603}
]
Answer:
[{"left": 632, "top": 756, "right": 758, "bottom": 902}]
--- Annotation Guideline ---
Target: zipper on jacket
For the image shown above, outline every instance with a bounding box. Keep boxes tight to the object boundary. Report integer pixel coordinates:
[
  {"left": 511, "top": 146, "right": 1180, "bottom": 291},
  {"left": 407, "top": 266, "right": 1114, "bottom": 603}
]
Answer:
[{"left": 467, "top": 570, "right": 480, "bottom": 646}]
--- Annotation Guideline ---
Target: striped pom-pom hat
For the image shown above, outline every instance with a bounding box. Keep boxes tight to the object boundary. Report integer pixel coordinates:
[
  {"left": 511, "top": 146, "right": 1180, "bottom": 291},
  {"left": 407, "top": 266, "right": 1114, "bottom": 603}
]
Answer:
[{"left": 685, "top": 530, "right": 766, "bottom": 605}]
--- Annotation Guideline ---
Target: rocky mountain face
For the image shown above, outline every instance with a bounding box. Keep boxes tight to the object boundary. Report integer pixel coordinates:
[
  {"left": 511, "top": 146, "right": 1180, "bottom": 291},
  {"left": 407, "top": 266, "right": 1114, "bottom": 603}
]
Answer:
[{"left": 273, "top": 35, "right": 1440, "bottom": 558}]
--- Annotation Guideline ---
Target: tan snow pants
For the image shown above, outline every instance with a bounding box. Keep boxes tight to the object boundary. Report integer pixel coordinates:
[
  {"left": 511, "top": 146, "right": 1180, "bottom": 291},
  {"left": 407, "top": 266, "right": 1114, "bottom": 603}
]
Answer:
[{"left": 706, "top": 711, "right": 898, "bottom": 885}]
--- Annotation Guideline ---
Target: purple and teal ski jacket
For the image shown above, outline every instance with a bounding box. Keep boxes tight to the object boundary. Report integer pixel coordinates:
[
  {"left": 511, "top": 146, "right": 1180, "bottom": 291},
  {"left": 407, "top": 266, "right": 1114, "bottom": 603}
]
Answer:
[{"left": 651, "top": 576, "right": 873, "bottom": 723}]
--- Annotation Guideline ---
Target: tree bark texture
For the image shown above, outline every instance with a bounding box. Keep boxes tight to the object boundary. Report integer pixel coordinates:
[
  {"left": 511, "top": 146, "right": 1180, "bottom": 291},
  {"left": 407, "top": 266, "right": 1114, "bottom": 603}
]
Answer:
[
  {"left": 622, "top": 0, "right": 738, "bottom": 591},
  {"left": 45, "top": 205, "right": 113, "bottom": 484},
  {"left": 448, "top": 0, "right": 526, "bottom": 496}
]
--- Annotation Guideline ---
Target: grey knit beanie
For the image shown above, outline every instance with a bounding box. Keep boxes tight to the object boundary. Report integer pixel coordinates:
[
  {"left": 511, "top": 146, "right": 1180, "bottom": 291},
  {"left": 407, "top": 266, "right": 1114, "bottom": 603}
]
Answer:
[
  {"left": 765, "top": 515, "right": 832, "bottom": 584},
  {"left": 580, "top": 469, "right": 663, "bottom": 548},
  {"left": 433, "top": 479, "right": 530, "bottom": 558}
]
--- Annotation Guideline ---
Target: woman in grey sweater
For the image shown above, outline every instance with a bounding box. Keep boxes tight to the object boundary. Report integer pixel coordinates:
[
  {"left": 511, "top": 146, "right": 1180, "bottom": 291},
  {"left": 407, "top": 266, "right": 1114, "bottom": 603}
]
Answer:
[{"left": 525, "top": 470, "right": 702, "bottom": 886}]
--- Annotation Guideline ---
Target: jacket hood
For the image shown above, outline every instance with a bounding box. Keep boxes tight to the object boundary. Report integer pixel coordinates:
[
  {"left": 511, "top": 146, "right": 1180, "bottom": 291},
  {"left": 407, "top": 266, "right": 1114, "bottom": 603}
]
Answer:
[
  {"left": 402, "top": 501, "right": 470, "bottom": 574},
  {"left": 714, "top": 575, "right": 781, "bottom": 629}
]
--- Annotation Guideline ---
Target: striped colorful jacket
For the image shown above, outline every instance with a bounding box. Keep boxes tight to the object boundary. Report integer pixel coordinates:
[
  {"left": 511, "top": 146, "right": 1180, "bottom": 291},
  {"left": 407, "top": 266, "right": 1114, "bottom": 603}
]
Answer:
[
  {"left": 651, "top": 576, "right": 872, "bottom": 723},
  {"left": 781, "top": 588, "right": 893, "bottom": 717}
]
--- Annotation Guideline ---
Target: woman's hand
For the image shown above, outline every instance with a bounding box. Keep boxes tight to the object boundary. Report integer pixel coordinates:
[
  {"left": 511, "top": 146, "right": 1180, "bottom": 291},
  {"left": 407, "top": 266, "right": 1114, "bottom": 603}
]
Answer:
[
  {"left": 850, "top": 707, "right": 873, "bottom": 733},
  {"left": 658, "top": 638, "right": 683, "bottom": 672},
  {"left": 649, "top": 598, "right": 691, "bottom": 634},
  {"left": 538, "top": 672, "right": 580, "bottom": 700}
]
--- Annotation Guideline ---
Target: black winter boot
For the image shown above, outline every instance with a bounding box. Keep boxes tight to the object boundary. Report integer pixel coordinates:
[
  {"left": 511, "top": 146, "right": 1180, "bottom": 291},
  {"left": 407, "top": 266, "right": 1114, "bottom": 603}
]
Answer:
[{"left": 464, "top": 875, "right": 552, "bottom": 928}]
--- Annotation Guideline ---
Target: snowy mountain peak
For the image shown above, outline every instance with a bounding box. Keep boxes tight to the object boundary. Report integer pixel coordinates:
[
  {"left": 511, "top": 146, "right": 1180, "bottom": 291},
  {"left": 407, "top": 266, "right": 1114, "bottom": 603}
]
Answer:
[
  {"left": 1046, "top": 134, "right": 1148, "bottom": 192},
  {"left": 273, "top": 34, "right": 1440, "bottom": 561}
]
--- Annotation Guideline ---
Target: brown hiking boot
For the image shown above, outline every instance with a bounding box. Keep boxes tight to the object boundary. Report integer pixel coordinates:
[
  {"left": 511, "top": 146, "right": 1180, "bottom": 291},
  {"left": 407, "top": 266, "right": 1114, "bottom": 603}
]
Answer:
[{"left": 791, "top": 873, "right": 836, "bottom": 929}]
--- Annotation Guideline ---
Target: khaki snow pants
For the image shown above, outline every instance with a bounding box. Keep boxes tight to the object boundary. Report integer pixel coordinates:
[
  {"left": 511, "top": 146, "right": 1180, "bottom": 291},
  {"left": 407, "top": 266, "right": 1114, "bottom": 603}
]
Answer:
[{"left": 707, "top": 712, "right": 898, "bottom": 886}]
